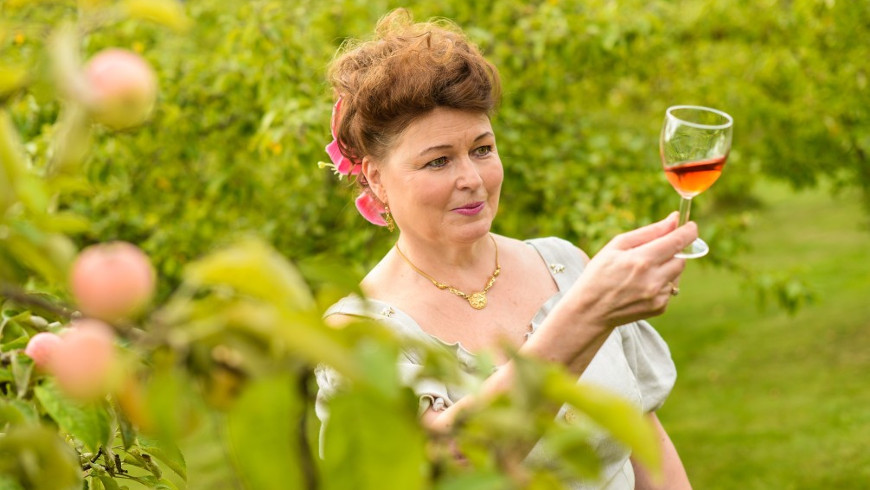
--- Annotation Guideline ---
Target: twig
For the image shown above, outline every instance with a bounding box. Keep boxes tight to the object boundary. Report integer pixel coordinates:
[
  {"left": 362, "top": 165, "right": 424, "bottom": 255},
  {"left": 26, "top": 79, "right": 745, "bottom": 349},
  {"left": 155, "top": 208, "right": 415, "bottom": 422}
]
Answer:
[
  {"left": 296, "top": 368, "right": 318, "bottom": 490},
  {"left": 0, "top": 282, "right": 74, "bottom": 320}
]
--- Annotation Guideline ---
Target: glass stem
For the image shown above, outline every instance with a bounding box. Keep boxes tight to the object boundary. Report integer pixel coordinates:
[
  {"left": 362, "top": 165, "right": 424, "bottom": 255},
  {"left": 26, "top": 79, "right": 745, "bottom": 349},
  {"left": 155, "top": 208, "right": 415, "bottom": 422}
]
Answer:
[{"left": 678, "top": 197, "right": 693, "bottom": 227}]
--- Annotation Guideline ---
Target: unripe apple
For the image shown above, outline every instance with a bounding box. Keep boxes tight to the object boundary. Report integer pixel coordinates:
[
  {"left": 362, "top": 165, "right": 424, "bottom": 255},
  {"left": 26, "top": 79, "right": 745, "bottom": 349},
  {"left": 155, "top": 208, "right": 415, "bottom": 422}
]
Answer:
[
  {"left": 24, "top": 332, "right": 63, "bottom": 369},
  {"left": 84, "top": 48, "right": 157, "bottom": 130},
  {"left": 50, "top": 319, "right": 117, "bottom": 401},
  {"left": 70, "top": 241, "right": 156, "bottom": 322}
]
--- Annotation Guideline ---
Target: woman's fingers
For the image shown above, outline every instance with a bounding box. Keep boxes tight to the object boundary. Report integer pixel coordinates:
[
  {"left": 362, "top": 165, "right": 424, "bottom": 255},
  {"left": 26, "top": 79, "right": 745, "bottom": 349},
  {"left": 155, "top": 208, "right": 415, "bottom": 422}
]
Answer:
[
  {"left": 637, "top": 221, "right": 698, "bottom": 264},
  {"left": 604, "top": 212, "right": 679, "bottom": 252}
]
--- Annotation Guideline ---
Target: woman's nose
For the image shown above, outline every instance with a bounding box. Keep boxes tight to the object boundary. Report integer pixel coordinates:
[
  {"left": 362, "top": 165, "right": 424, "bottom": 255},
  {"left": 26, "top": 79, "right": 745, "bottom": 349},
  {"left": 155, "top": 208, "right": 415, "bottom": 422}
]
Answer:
[{"left": 455, "top": 157, "right": 483, "bottom": 190}]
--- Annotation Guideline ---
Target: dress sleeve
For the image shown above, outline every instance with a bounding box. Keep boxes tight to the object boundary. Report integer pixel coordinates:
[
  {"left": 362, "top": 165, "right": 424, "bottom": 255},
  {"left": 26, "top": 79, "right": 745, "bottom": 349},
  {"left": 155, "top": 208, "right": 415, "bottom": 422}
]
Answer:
[
  {"left": 396, "top": 357, "right": 455, "bottom": 414},
  {"left": 314, "top": 353, "right": 454, "bottom": 425},
  {"left": 619, "top": 320, "right": 677, "bottom": 412}
]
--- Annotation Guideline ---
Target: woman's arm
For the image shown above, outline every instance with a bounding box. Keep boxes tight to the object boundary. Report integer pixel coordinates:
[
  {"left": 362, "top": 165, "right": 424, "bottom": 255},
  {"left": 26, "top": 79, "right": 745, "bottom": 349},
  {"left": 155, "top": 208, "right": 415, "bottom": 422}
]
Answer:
[
  {"left": 427, "top": 213, "right": 698, "bottom": 432},
  {"left": 631, "top": 413, "right": 692, "bottom": 490}
]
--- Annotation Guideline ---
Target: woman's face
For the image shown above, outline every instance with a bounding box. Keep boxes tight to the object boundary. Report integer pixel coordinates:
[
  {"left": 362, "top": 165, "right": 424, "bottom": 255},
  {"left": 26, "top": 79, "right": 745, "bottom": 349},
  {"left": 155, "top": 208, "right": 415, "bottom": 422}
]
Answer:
[{"left": 366, "top": 107, "right": 503, "bottom": 245}]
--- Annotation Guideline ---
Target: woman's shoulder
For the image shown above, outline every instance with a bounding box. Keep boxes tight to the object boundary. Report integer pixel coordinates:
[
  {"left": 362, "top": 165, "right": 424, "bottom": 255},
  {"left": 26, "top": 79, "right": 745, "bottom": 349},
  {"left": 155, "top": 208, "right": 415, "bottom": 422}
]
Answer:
[{"left": 520, "top": 236, "right": 590, "bottom": 266}]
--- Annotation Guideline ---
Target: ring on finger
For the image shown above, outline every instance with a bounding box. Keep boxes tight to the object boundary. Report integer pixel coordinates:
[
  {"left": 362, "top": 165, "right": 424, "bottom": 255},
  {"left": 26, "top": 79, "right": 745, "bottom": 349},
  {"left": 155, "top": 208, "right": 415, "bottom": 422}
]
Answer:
[{"left": 668, "top": 281, "right": 680, "bottom": 297}]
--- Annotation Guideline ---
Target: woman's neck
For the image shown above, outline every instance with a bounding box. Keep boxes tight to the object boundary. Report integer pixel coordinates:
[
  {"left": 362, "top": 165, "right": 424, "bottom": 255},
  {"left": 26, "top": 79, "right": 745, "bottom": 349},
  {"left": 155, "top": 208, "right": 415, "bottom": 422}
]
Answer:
[{"left": 393, "top": 232, "right": 498, "bottom": 288}]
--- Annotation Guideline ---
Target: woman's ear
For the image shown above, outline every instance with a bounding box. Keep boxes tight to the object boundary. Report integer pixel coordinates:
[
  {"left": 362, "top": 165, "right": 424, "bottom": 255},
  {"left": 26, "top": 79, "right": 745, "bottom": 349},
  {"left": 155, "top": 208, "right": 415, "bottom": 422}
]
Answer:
[{"left": 361, "top": 156, "right": 386, "bottom": 202}]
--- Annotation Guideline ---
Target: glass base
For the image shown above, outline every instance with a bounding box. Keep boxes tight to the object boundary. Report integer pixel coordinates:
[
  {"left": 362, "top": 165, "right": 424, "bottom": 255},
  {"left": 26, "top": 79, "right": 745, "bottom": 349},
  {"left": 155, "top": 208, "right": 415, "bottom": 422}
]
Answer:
[{"left": 675, "top": 238, "right": 709, "bottom": 259}]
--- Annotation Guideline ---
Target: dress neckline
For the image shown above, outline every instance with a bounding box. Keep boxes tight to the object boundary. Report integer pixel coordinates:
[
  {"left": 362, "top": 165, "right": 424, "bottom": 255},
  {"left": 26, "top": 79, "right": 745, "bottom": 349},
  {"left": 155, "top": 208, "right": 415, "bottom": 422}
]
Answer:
[{"left": 358, "top": 238, "right": 574, "bottom": 359}]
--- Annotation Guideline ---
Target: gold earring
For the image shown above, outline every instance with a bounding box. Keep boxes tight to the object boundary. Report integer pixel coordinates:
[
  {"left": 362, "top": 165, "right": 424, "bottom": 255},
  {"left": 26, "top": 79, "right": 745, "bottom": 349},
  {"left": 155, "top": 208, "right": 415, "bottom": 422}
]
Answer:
[{"left": 384, "top": 204, "right": 396, "bottom": 232}]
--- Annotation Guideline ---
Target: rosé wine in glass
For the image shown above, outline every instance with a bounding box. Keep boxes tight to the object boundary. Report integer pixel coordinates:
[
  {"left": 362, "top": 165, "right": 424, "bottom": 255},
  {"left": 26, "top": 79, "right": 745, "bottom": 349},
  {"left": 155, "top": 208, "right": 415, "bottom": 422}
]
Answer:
[{"left": 660, "top": 105, "right": 733, "bottom": 258}]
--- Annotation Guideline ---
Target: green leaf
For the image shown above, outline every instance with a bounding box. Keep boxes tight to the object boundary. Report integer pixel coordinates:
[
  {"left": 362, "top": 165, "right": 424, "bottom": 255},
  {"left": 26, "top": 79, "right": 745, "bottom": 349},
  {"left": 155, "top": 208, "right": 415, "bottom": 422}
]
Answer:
[
  {"left": 543, "top": 369, "right": 661, "bottom": 476},
  {"left": 0, "top": 65, "right": 27, "bottom": 98},
  {"left": 144, "top": 365, "right": 196, "bottom": 442},
  {"left": 183, "top": 238, "right": 314, "bottom": 310},
  {"left": 113, "top": 401, "right": 137, "bottom": 451},
  {"left": 0, "top": 398, "right": 38, "bottom": 425},
  {"left": 34, "top": 382, "right": 112, "bottom": 452},
  {"left": 123, "top": 0, "right": 191, "bottom": 31},
  {"left": 138, "top": 436, "right": 187, "bottom": 481},
  {"left": 97, "top": 475, "right": 122, "bottom": 490},
  {"left": 2, "top": 335, "right": 28, "bottom": 352},
  {"left": 226, "top": 374, "right": 305, "bottom": 490},
  {"left": 220, "top": 302, "right": 358, "bottom": 379},
  {"left": 30, "top": 211, "right": 91, "bottom": 234},
  {"left": 322, "top": 389, "right": 426, "bottom": 490},
  {"left": 434, "top": 472, "right": 515, "bottom": 490},
  {"left": 0, "top": 474, "right": 26, "bottom": 490},
  {"left": 0, "top": 425, "right": 82, "bottom": 490},
  {"left": 10, "top": 352, "right": 33, "bottom": 399},
  {"left": 0, "top": 110, "right": 25, "bottom": 213}
]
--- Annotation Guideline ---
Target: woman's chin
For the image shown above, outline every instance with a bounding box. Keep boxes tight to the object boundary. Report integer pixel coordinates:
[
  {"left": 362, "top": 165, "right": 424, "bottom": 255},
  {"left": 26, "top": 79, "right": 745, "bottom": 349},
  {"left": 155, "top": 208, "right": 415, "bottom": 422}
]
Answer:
[{"left": 447, "top": 216, "right": 494, "bottom": 242}]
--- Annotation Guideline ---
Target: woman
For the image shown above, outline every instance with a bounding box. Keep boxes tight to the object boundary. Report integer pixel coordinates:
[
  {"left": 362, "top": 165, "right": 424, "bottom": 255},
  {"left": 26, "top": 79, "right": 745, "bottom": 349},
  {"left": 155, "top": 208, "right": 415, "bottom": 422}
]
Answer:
[{"left": 317, "top": 10, "right": 695, "bottom": 489}]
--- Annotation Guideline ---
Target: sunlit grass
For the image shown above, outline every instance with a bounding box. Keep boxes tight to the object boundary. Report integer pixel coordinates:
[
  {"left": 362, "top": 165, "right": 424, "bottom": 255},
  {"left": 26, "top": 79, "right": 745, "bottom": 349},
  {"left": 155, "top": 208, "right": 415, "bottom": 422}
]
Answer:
[{"left": 656, "top": 180, "right": 870, "bottom": 489}]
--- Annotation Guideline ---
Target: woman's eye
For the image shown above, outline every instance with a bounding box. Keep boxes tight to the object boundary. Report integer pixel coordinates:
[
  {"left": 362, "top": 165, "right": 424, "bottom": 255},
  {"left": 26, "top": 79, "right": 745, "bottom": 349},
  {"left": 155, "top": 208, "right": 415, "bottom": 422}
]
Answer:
[
  {"left": 473, "top": 145, "right": 493, "bottom": 157},
  {"left": 426, "top": 156, "right": 449, "bottom": 168}
]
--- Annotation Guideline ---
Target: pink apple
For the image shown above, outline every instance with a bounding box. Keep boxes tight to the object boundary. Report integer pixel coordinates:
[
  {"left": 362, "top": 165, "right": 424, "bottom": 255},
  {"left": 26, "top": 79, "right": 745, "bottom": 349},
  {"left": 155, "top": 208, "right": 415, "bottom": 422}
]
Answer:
[
  {"left": 70, "top": 241, "right": 156, "bottom": 321},
  {"left": 50, "top": 319, "right": 117, "bottom": 401},
  {"left": 24, "top": 332, "right": 63, "bottom": 369},
  {"left": 84, "top": 48, "right": 157, "bottom": 130}
]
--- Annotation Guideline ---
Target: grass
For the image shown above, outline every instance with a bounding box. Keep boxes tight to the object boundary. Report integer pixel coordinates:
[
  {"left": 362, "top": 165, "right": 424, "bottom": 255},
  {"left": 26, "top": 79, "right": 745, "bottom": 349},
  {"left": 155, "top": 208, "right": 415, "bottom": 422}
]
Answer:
[{"left": 655, "top": 180, "right": 870, "bottom": 489}]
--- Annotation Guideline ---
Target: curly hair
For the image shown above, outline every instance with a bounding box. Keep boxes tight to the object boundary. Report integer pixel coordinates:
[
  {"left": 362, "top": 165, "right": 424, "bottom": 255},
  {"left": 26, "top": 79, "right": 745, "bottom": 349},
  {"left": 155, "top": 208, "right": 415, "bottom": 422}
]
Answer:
[{"left": 328, "top": 9, "right": 501, "bottom": 167}]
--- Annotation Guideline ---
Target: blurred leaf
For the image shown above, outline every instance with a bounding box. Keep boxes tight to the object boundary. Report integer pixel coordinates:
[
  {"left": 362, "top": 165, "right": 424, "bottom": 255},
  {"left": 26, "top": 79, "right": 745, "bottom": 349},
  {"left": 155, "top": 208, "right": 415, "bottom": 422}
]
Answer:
[
  {"left": 435, "top": 472, "right": 515, "bottom": 490},
  {"left": 97, "top": 474, "right": 122, "bottom": 490},
  {"left": 0, "top": 65, "right": 27, "bottom": 98},
  {"left": 0, "top": 425, "right": 82, "bottom": 490},
  {"left": 3, "top": 228, "right": 75, "bottom": 286},
  {"left": 221, "top": 302, "right": 359, "bottom": 379},
  {"left": 0, "top": 398, "right": 39, "bottom": 425},
  {"left": 184, "top": 238, "right": 314, "bottom": 310},
  {"left": 34, "top": 382, "right": 112, "bottom": 452},
  {"left": 143, "top": 363, "right": 197, "bottom": 442},
  {"left": 0, "top": 110, "right": 25, "bottom": 213},
  {"left": 48, "top": 106, "right": 92, "bottom": 176},
  {"left": 322, "top": 388, "right": 426, "bottom": 490},
  {"left": 0, "top": 474, "right": 26, "bottom": 490},
  {"left": 543, "top": 369, "right": 661, "bottom": 477},
  {"left": 10, "top": 352, "right": 33, "bottom": 398},
  {"left": 138, "top": 435, "right": 187, "bottom": 482},
  {"left": 31, "top": 211, "right": 90, "bottom": 233},
  {"left": 113, "top": 400, "right": 137, "bottom": 450},
  {"left": 123, "top": 0, "right": 191, "bottom": 32},
  {"left": 226, "top": 374, "right": 305, "bottom": 490}
]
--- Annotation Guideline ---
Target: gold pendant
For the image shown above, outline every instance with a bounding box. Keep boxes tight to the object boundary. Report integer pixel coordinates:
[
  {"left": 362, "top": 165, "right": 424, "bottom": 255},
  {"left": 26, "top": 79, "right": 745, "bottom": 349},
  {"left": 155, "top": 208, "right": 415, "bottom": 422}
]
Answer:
[{"left": 468, "top": 292, "right": 487, "bottom": 310}]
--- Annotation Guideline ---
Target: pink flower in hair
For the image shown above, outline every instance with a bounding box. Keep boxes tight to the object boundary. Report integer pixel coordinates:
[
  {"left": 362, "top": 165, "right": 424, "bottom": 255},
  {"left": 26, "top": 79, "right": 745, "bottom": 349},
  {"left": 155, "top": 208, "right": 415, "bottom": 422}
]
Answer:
[
  {"left": 355, "top": 193, "right": 387, "bottom": 227},
  {"left": 324, "top": 97, "right": 360, "bottom": 176},
  {"left": 321, "top": 96, "right": 386, "bottom": 227},
  {"left": 325, "top": 139, "right": 360, "bottom": 176}
]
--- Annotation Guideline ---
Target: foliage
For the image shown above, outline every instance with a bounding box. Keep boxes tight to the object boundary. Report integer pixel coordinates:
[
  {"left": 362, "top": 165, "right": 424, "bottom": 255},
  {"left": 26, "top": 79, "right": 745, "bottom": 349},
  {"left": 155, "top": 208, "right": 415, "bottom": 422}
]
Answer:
[{"left": 0, "top": 0, "right": 866, "bottom": 488}]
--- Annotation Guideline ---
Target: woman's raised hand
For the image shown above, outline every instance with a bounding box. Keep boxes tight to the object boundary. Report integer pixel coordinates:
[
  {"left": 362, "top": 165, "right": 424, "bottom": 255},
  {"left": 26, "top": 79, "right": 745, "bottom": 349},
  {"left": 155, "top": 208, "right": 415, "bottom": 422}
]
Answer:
[{"left": 565, "top": 212, "right": 697, "bottom": 330}]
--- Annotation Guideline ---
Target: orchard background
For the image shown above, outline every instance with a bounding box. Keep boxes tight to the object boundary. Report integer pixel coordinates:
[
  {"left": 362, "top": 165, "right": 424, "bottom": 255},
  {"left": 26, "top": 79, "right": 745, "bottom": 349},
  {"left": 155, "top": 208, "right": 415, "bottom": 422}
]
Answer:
[{"left": 1, "top": 0, "right": 868, "bottom": 489}]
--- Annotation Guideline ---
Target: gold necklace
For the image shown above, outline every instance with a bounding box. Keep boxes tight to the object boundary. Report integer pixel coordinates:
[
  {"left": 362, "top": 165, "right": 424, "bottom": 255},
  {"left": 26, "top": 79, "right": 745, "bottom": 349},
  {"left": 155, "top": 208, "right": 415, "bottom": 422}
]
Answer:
[{"left": 394, "top": 234, "right": 501, "bottom": 310}]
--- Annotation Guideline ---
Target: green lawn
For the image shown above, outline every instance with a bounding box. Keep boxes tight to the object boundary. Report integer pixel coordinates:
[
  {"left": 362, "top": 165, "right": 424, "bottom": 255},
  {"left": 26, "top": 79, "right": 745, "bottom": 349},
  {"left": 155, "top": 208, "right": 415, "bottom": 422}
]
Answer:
[{"left": 655, "top": 181, "right": 870, "bottom": 489}]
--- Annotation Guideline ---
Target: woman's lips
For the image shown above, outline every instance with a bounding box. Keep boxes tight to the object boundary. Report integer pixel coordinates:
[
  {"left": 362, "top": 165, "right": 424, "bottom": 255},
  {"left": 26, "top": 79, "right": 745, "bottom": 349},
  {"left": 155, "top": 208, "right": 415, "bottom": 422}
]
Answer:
[{"left": 453, "top": 201, "right": 485, "bottom": 216}]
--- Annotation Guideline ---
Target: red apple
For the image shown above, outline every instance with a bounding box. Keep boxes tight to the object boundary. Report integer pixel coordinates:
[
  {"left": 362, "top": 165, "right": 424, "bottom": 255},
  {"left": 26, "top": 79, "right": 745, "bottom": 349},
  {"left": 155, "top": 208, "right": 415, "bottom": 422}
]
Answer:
[
  {"left": 70, "top": 241, "right": 155, "bottom": 321},
  {"left": 84, "top": 48, "right": 157, "bottom": 130}
]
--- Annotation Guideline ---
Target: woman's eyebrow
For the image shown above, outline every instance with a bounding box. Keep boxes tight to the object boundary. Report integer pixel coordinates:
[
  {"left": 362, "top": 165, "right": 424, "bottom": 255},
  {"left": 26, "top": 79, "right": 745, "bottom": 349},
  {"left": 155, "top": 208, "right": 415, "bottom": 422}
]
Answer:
[
  {"left": 474, "top": 131, "right": 494, "bottom": 142},
  {"left": 418, "top": 144, "right": 452, "bottom": 156},
  {"left": 418, "top": 132, "right": 495, "bottom": 156}
]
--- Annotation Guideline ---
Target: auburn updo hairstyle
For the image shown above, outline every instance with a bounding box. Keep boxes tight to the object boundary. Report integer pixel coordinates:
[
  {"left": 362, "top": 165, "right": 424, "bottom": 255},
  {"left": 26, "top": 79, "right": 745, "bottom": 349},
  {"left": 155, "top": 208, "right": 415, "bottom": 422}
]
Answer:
[{"left": 327, "top": 9, "right": 502, "bottom": 169}]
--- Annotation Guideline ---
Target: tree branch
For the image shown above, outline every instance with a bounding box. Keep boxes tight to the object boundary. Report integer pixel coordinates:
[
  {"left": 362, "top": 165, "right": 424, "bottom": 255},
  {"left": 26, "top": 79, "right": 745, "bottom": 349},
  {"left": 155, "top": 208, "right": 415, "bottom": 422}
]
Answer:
[{"left": 0, "top": 282, "right": 74, "bottom": 321}]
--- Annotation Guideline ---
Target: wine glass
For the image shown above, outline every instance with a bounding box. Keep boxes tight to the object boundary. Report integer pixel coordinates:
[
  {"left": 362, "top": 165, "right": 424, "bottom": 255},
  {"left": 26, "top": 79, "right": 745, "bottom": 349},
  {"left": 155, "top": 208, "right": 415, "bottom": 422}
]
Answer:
[{"left": 660, "top": 105, "right": 733, "bottom": 259}]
